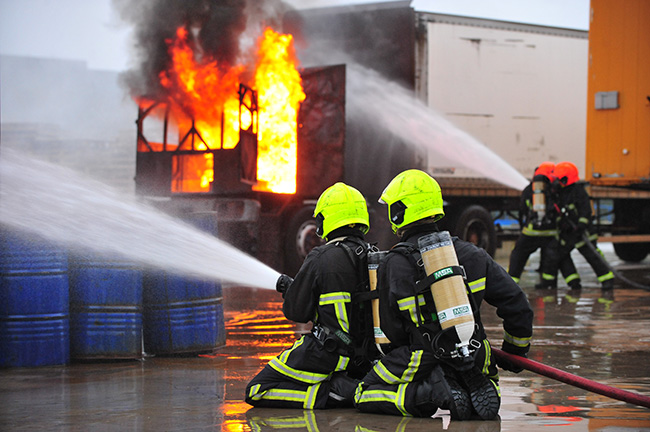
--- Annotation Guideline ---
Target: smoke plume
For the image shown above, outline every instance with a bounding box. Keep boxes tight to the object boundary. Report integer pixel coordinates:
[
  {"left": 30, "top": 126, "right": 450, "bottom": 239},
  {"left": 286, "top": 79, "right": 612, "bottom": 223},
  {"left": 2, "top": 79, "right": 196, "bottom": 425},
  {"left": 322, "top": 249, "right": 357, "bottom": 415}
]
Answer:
[{"left": 112, "top": 0, "right": 292, "bottom": 99}]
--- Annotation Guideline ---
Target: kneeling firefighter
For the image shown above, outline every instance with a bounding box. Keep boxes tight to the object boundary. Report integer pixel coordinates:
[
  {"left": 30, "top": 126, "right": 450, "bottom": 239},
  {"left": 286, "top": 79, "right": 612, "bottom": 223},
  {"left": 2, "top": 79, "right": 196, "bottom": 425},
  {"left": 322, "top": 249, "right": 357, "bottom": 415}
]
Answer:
[
  {"left": 245, "top": 182, "right": 380, "bottom": 410},
  {"left": 354, "top": 170, "right": 533, "bottom": 420}
]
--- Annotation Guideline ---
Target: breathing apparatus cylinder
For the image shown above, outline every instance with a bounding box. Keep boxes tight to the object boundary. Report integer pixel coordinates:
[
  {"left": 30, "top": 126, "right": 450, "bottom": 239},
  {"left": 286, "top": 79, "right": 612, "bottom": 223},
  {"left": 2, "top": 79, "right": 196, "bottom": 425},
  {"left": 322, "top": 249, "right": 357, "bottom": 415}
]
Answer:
[
  {"left": 532, "top": 180, "right": 547, "bottom": 221},
  {"left": 368, "top": 251, "right": 390, "bottom": 345},
  {"left": 417, "top": 231, "right": 474, "bottom": 358}
]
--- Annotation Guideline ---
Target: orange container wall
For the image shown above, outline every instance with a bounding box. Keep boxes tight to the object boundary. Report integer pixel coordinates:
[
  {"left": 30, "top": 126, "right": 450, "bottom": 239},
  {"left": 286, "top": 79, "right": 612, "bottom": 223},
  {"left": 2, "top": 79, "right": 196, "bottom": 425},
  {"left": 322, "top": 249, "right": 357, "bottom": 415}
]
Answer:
[{"left": 586, "top": 0, "right": 650, "bottom": 186}]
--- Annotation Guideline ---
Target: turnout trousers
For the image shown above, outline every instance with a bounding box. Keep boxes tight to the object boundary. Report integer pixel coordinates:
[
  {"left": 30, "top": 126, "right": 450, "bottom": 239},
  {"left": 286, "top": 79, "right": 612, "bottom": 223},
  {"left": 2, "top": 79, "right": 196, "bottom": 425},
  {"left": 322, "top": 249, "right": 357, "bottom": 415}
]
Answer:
[
  {"left": 542, "top": 232, "right": 613, "bottom": 286},
  {"left": 354, "top": 346, "right": 439, "bottom": 417},
  {"left": 354, "top": 343, "right": 499, "bottom": 417},
  {"left": 245, "top": 334, "right": 351, "bottom": 409},
  {"left": 508, "top": 233, "right": 580, "bottom": 286}
]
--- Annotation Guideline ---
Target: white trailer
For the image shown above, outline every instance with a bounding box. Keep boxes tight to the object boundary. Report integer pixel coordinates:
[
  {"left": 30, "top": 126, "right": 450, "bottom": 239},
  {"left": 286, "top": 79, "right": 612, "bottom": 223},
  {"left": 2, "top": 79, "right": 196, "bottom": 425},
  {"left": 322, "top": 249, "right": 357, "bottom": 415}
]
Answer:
[{"left": 415, "top": 14, "right": 588, "bottom": 179}]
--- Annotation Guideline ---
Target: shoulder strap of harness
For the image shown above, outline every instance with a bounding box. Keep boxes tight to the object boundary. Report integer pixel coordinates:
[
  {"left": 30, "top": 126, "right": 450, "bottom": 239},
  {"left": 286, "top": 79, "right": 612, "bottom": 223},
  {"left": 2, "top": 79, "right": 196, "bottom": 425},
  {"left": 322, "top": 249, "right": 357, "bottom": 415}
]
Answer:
[
  {"left": 330, "top": 236, "right": 381, "bottom": 367},
  {"left": 332, "top": 236, "right": 379, "bottom": 301}
]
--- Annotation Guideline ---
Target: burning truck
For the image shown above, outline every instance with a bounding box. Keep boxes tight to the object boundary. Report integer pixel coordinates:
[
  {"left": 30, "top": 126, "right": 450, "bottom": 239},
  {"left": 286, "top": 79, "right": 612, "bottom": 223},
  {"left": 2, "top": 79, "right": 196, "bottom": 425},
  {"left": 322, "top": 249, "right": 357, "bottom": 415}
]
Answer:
[{"left": 131, "top": 15, "right": 421, "bottom": 274}]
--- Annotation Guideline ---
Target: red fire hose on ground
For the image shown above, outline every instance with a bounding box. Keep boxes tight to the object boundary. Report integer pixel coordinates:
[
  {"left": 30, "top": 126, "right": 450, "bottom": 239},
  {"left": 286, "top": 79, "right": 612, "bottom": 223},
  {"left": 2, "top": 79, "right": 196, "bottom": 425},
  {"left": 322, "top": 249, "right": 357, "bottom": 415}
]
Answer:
[{"left": 493, "top": 348, "right": 650, "bottom": 409}]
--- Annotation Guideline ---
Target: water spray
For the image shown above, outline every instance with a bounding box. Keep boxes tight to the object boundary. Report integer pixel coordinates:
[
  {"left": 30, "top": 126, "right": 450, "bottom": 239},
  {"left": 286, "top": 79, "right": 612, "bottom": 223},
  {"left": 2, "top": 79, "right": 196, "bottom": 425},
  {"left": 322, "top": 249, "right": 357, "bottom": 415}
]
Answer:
[
  {"left": 0, "top": 149, "right": 279, "bottom": 290},
  {"left": 346, "top": 64, "right": 529, "bottom": 191}
]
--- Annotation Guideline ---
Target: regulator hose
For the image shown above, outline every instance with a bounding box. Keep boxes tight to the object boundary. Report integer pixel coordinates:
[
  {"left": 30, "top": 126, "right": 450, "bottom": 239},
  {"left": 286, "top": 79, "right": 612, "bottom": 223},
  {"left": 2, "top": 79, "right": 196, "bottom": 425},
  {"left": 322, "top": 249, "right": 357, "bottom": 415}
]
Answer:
[
  {"left": 581, "top": 234, "right": 650, "bottom": 291},
  {"left": 493, "top": 348, "right": 650, "bottom": 408}
]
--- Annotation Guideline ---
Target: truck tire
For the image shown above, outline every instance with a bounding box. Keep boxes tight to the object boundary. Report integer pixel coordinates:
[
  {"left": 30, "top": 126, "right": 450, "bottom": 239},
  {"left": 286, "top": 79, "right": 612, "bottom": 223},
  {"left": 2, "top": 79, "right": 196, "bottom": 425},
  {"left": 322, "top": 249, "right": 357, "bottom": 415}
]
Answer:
[
  {"left": 454, "top": 205, "right": 497, "bottom": 257},
  {"left": 284, "top": 206, "right": 325, "bottom": 276},
  {"left": 613, "top": 243, "right": 649, "bottom": 263}
]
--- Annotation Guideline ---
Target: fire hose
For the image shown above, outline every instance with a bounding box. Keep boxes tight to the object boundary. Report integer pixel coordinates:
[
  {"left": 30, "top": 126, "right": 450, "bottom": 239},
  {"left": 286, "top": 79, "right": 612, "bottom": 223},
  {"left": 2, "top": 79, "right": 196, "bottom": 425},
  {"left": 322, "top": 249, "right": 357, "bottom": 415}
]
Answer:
[
  {"left": 493, "top": 348, "right": 650, "bottom": 408},
  {"left": 580, "top": 233, "right": 650, "bottom": 291}
]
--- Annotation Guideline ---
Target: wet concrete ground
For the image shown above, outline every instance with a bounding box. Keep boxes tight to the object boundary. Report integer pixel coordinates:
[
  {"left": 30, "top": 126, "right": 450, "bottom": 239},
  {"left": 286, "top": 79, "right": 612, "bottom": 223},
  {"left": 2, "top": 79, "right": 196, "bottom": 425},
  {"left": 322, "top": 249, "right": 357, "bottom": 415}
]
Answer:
[{"left": 2, "top": 243, "right": 650, "bottom": 431}]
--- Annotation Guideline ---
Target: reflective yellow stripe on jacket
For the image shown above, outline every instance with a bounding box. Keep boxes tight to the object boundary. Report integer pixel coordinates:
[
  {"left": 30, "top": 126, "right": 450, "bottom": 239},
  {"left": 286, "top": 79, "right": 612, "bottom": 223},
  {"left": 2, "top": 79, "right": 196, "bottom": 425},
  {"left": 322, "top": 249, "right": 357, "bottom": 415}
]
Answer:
[{"left": 319, "top": 292, "right": 351, "bottom": 333}]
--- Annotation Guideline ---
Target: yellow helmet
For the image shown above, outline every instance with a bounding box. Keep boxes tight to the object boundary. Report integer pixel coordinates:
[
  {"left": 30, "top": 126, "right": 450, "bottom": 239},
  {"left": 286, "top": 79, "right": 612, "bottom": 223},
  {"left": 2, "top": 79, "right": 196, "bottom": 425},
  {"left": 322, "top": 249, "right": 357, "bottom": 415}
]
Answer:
[
  {"left": 379, "top": 169, "right": 444, "bottom": 233},
  {"left": 313, "top": 182, "right": 369, "bottom": 239}
]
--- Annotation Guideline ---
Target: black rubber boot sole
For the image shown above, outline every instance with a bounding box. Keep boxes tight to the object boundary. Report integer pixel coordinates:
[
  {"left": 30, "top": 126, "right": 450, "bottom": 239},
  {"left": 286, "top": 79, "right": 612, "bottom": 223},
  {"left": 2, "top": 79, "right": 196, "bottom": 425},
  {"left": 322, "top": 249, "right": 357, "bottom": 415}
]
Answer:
[
  {"left": 444, "top": 373, "right": 472, "bottom": 420},
  {"left": 459, "top": 368, "right": 500, "bottom": 420}
]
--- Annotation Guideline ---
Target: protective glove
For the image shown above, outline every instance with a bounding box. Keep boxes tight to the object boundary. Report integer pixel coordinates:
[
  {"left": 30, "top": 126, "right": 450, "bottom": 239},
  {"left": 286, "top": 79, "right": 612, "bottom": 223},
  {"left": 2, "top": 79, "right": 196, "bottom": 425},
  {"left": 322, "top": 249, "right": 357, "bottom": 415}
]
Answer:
[
  {"left": 496, "top": 341, "right": 529, "bottom": 373},
  {"left": 275, "top": 274, "right": 293, "bottom": 296}
]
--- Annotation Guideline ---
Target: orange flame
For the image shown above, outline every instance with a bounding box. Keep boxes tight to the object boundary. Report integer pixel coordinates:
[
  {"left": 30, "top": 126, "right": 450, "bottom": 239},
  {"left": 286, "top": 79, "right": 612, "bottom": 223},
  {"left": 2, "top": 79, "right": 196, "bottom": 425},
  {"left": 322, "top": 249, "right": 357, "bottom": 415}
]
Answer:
[
  {"left": 160, "top": 26, "right": 243, "bottom": 151},
  {"left": 144, "top": 26, "right": 303, "bottom": 194},
  {"left": 253, "top": 28, "right": 305, "bottom": 194}
]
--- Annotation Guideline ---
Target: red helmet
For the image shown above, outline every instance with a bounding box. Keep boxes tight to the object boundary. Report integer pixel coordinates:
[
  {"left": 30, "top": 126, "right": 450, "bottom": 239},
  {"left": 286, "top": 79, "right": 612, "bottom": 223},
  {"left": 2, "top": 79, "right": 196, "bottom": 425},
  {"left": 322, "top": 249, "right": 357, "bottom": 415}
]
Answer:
[
  {"left": 554, "top": 162, "right": 579, "bottom": 186},
  {"left": 534, "top": 161, "right": 555, "bottom": 180}
]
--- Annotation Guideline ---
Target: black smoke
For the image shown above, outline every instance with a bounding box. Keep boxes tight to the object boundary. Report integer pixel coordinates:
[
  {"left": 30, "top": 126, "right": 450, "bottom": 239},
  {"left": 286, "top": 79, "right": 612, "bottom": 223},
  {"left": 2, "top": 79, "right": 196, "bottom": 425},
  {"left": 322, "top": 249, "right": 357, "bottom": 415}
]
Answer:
[{"left": 112, "top": 0, "right": 292, "bottom": 99}]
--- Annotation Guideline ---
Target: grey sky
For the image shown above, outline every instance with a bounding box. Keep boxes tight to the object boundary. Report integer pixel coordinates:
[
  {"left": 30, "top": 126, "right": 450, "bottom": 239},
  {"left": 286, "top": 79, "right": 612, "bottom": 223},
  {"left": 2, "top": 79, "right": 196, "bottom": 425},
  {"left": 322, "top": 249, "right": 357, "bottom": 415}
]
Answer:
[{"left": 0, "top": 0, "right": 590, "bottom": 71}]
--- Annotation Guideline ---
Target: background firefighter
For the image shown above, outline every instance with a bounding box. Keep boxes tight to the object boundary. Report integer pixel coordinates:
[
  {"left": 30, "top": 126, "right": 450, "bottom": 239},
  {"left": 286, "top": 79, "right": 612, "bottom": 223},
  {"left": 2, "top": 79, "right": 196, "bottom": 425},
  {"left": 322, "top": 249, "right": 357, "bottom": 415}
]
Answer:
[
  {"left": 245, "top": 182, "right": 378, "bottom": 409},
  {"left": 508, "top": 162, "right": 582, "bottom": 289},
  {"left": 353, "top": 170, "right": 533, "bottom": 420},
  {"left": 540, "top": 162, "right": 614, "bottom": 290}
]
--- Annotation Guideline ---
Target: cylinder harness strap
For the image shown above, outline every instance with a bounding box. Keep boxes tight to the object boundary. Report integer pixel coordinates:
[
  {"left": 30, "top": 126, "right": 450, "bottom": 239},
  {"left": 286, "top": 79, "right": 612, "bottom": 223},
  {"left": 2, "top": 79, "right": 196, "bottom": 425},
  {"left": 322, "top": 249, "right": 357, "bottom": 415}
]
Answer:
[
  {"left": 313, "top": 237, "right": 380, "bottom": 366},
  {"left": 390, "top": 242, "right": 482, "bottom": 365}
]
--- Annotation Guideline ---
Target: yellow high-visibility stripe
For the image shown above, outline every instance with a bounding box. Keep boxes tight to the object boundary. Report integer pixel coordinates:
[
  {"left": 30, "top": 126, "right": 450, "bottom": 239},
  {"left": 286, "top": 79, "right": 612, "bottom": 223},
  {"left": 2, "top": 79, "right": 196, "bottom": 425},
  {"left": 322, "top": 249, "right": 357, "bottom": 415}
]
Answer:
[
  {"left": 374, "top": 361, "right": 403, "bottom": 384},
  {"left": 395, "top": 383, "right": 410, "bottom": 416},
  {"left": 355, "top": 388, "right": 397, "bottom": 404},
  {"left": 522, "top": 226, "right": 558, "bottom": 236},
  {"left": 269, "top": 358, "right": 330, "bottom": 384},
  {"left": 469, "top": 277, "right": 486, "bottom": 293},
  {"left": 319, "top": 292, "right": 351, "bottom": 333},
  {"left": 401, "top": 350, "right": 423, "bottom": 382},
  {"left": 335, "top": 356, "right": 350, "bottom": 372},
  {"left": 504, "top": 330, "right": 531, "bottom": 348},
  {"left": 397, "top": 295, "right": 426, "bottom": 324},
  {"left": 482, "top": 339, "right": 492, "bottom": 375},
  {"left": 304, "top": 382, "right": 321, "bottom": 409},
  {"left": 598, "top": 271, "right": 614, "bottom": 282}
]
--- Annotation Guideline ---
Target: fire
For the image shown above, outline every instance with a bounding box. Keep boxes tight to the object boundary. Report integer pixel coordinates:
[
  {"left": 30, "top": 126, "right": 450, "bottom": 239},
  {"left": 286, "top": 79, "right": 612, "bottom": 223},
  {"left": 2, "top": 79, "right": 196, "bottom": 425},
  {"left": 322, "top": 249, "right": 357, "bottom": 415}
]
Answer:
[
  {"left": 253, "top": 28, "right": 305, "bottom": 194},
  {"left": 146, "top": 25, "right": 303, "bottom": 194},
  {"left": 160, "top": 26, "right": 243, "bottom": 151}
]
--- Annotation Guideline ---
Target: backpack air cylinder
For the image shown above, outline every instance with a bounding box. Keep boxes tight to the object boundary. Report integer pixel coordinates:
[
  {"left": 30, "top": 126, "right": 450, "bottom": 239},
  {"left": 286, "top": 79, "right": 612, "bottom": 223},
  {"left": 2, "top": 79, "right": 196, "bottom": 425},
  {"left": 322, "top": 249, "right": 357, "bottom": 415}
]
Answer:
[
  {"left": 532, "top": 180, "right": 546, "bottom": 221},
  {"left": 368, "top": 251, "right": 390, "bottom": 345},
  {"left": 418, "top": 231, "right": 474, "bottom": 357}
]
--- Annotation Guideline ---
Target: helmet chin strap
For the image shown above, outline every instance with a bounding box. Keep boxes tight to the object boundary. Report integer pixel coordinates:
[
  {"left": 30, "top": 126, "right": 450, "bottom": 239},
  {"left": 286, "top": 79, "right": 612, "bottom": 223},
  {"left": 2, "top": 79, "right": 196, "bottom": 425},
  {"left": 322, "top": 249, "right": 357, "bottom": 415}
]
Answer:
[
  {"left": 315, "top": 213, "right": 325, "bottom": 237},
  {"left": 389, "top": 200, "right": 407, "bottom": 226}
]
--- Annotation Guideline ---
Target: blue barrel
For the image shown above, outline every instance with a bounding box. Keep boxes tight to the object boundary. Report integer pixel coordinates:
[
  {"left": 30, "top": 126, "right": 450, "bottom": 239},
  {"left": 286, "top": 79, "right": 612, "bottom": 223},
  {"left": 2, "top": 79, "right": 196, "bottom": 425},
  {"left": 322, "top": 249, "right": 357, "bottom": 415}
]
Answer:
[
  {"left": 143, "top": 212, "right": 225, "bottom": 355},
  {"left": 69, "top": 255, "right": 143, "bottom": 360},
  {"left": 0, "top": 228, "right": 69, "bottom": 367}
]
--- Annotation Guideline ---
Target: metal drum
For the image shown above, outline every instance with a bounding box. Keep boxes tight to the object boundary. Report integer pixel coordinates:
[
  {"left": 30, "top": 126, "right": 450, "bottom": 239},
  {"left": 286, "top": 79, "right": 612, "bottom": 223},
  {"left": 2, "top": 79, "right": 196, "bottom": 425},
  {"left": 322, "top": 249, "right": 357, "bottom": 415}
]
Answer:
[
  {"left": 143, "top": 212, "right": 225, "bottom": 355},
  {"left": 0, "top": 228, "right": 69, "bottom": 367},
  {"left": 69, "top": 255, "right": 143, "bottom": 360}
]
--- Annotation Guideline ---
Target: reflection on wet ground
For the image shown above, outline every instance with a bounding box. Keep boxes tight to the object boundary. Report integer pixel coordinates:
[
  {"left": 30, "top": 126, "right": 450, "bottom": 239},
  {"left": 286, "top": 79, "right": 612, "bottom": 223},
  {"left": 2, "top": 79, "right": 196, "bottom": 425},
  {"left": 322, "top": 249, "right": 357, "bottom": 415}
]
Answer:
[{"left": 1, "top": 244, "right": 650, "bottom": 431}]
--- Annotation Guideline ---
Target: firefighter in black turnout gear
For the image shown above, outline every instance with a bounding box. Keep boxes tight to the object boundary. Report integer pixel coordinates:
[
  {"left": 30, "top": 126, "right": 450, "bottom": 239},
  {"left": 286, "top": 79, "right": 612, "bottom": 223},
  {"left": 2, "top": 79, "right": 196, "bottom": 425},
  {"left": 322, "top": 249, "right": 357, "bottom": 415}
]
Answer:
[
  {"left": 354, "top": 170, "right": 533, "bottom": 420},
  {"left": 245, "top": 182, "right": 378, "bottom": 409},
  {"left": 508, "top": 162, "right": 582, "bottom": 289},
  {"left": 540, "top": 162, "right": 614, "bottom": 289}
]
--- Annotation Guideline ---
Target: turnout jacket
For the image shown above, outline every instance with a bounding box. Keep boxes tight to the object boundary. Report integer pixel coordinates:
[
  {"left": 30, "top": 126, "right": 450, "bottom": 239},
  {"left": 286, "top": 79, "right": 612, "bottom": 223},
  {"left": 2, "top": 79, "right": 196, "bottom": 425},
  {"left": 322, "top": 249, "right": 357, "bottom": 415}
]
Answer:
[
  {"left": 283, "top": 228, "right": 375, "bottom": 371},
  {"left": 379, "top": 225, "right": 533, "bottom": 358},
  {"left": 520, "top": 174, "right": 559, "bottom": 236},
  {"left": 556, "top": 182, "right": 593, "bottom": 242}
]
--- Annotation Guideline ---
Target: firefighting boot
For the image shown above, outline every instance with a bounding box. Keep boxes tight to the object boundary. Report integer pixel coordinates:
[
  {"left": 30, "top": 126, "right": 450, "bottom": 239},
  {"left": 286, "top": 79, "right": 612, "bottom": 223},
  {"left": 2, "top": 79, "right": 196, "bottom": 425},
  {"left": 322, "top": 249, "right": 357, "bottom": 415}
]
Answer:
[
  {"left": 458, "top": 366, "right": 500, "bottom": 420},
  {"left": 568, "top": 279, "right": 582, "bottom": 290},
  {"left": 415, "top": 365, "right": 472, "bottom": 420},
  {"left": 326, "top": 372, "right": 360, "bottom": 408},
  {"left": 601, "top": 279, "right": 614, "bottom": 290},
  {"left": 535, "top": 280, "right": 557, "bottom": 290}
]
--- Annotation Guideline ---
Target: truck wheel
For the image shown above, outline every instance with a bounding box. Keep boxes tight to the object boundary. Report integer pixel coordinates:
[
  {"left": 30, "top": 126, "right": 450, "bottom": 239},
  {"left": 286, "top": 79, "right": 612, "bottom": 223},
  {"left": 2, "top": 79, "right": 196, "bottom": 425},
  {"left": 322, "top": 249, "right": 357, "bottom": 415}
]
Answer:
[
  {"left": 284, "top": 206, "right": 325, "bottom": 275},
  {"left": 613, "top": 243, "right": 649, "bottom": 262},
  {"left": 454, "top": 205, "right": 497, "bottom": 257}
]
